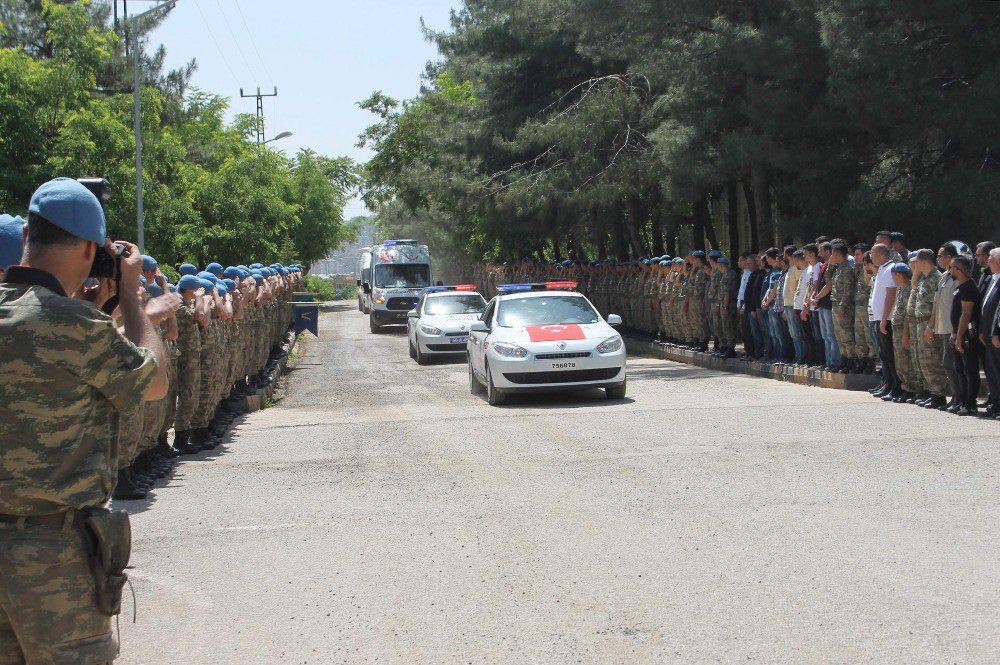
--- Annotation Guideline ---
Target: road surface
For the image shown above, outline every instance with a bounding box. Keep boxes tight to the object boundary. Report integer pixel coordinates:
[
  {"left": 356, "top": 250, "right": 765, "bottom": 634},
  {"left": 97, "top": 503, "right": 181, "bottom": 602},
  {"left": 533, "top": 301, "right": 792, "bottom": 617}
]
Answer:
[{"left": 118, "top": 302, "right": 999, "bottom": 664}]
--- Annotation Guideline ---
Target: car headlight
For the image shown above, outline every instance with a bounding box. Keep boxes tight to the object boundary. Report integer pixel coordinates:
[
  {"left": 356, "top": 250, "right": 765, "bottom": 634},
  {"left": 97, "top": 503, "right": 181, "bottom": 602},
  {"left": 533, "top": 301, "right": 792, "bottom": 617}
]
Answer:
[
  {"left": 596, "top": 335, "right": 623, "bottom": 354},
  {"left": 419, "top": 324, "right": 442, "bottom": 335},
  {"left": 491, "top": 342, "right": 528, "bottom": 358}
]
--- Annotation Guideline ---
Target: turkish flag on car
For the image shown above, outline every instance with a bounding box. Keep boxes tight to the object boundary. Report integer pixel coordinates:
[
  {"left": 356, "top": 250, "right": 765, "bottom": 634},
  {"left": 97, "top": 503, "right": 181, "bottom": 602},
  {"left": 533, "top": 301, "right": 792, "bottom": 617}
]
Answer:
[{"left": 525, "top": 324, "right": 586, "bottom": 342}]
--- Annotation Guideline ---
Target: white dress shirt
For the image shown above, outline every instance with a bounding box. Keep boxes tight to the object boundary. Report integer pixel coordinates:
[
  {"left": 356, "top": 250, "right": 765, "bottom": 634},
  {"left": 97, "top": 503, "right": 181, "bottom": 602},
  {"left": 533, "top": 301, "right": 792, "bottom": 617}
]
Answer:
[{"left": 869, "top": 260, "right": 895, "bottom": 322}]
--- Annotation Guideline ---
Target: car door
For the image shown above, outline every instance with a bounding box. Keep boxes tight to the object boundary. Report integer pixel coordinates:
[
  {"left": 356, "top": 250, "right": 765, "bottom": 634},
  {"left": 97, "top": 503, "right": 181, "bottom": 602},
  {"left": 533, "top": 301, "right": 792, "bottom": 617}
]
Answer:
[
  {"left": 470, "top": 298, "right": 495, "bottom": 376},
  {"left": 409, "top": 294, "right": 425, "bottom": 345}
]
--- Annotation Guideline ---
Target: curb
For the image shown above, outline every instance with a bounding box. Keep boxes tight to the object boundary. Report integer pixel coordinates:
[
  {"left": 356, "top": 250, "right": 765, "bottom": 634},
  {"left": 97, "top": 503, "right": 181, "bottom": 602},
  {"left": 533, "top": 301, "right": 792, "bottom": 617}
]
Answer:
[
  {"left": 241, "top": 330, "right": 299, "bottom": 413},
  {"left": 625, "top": 338, "right": 881, "bottom": 392}
]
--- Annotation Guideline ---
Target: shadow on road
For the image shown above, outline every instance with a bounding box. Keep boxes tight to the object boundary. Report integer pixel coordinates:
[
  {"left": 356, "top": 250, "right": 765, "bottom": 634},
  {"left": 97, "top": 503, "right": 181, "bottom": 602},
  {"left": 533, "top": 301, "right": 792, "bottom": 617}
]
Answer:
[{"left": 479, "top": 390, "right": 636, "bottom": 410}]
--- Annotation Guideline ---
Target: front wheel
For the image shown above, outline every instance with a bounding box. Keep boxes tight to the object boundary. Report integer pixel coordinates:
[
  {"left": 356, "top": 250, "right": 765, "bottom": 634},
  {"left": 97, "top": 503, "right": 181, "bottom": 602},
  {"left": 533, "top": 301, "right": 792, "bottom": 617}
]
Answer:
[
  {"left": 486, "top": 364, "right": 507, "bottom": 406},
  {"left": 369, "top": 316, "right": 380, "bottom": 334},
  {"left": 408, "top": 336, "right": 417, "bottom": 359},
  {"left": 416, "top": 344, "right": 429, "bottom": 365},
  {"left": 468, "top": 358, "right": 482, "bottom": 394},
  {"left": 605, "top": 378, "right": 627, "bottom": 400}
]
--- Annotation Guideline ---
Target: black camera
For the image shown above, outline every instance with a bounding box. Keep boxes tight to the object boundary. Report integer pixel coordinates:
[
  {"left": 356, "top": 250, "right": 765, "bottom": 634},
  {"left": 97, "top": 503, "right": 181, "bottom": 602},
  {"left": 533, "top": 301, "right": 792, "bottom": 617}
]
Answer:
[{"left": 89, "top": 242, "right": 127, "bottom": 279}]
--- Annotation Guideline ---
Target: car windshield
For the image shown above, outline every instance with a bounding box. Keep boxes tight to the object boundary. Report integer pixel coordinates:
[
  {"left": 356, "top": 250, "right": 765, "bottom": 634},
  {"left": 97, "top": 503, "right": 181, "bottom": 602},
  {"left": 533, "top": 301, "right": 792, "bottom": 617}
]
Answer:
[
  {"left": 496, "top": 295, "right": 599, "bottom": 327},
  {"left": 424, "top": 294, "right": 486, "bottom": 315},
  {"left": 374, "top": 264, "right": 430, "bottom": 289}
]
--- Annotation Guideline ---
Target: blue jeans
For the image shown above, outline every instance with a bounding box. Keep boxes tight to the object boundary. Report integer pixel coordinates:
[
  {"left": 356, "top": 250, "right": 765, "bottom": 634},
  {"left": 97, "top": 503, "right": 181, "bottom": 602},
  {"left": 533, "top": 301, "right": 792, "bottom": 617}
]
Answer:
[
  {"left": 785, "top": 309, "right": 806, "bottom": 364},
  {"left": 769, "top": 309, "right": 789, "bottom": 360},
  {"left": 818, "top": 307, "right": 841, "bottom": 365},
  {"left": 810, "top": 311, "right": 824, "bottom": 364},
  {"left": 758, "top": 309, "right": 774, "bottom": 358}
]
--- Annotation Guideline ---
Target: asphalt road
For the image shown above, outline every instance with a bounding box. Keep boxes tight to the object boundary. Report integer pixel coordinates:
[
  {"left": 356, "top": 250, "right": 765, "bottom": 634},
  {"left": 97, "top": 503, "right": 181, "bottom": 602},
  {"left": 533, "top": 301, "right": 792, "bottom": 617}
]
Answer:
[{"left": 117, "top": 302, "right": 999, "bottom": 664}]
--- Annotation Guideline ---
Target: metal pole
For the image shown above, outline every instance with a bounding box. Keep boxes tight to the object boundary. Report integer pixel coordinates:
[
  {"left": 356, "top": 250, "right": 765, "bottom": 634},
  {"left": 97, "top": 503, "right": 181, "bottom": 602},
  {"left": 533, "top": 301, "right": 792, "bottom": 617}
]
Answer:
[{"left": 132, "top": 15, "right": 144, "bottom": 252}]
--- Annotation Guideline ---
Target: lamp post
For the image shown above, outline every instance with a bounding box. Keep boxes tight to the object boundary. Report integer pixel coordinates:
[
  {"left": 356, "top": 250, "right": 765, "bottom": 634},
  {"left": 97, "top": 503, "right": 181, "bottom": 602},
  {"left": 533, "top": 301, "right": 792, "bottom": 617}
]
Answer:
[
  {"left": 131, "top": 0, "right": 177, "bottom": 252},
  {"left": 263, "top": 131, "right": 293, "bottom": 145}
]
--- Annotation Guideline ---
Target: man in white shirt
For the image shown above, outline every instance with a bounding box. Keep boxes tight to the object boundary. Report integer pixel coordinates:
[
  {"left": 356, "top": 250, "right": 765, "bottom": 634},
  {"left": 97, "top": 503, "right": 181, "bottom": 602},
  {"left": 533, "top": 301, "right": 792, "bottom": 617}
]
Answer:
[{"left": 869, "top": 244, "right": 901, "bottom": 398}]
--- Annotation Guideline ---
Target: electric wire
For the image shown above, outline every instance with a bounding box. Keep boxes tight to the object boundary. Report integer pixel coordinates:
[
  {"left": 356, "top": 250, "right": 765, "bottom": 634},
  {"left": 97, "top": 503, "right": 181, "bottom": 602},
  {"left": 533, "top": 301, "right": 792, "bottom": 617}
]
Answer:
[
  {"left": 192, "top": 0, "right": 242, "bottom": 88},
  {"left": 212, "top": 0, "right": 258, "bottom": 84},
  {"left": 232, "top": 0, "right": 275, "bottom": 86}
]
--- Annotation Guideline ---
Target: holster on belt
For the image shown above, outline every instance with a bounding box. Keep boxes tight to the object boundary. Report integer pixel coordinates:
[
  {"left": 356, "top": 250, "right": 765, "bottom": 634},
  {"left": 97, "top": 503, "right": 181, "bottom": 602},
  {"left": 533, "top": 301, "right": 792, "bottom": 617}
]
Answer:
[{"left": 83, "top": 507, "right": 131, "bottom": 616}]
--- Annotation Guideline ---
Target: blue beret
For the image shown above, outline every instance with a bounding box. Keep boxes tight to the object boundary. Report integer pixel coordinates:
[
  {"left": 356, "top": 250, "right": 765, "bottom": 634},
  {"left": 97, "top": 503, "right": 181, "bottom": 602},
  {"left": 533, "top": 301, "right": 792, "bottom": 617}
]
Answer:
[
  {"left": 252, "top": 274, "right": 263, "bottom": 284},
  {"left": 147, "top": 283, "right": 163, "bottom": 297},
  {"left": 168, "top": 284, "right": 177, "bottom": 293},
  {"left": 141, "top": 254, "right": 157, "bottom": 270},
  {"left": 250, "top": 263, "right": 263, "bottom": 269},
  {"left": 717, "top": 257, "right": 730, "bottom": 266},
  {"left": 278, "top": 267, "right": 288, "bottom": 276},
  {"left": 179, "top": 263, "right": 198, "bottom": 275},
  {"left": 659, "top": 260, "right": 669, "bottom": 267},
  {"left": 205, "top": 263, "right": 222, "bottom": 275},
  {"left": 139, "top": 275, "right": 147, "bottom": 286},
  {"left": 907, "top": 251, "right": 918, "bottom": 260},
  {"left": 197, "top": 271, "right": 217, "bottom": 282},
  {"left": 28, "top": 178, "right": 106, "bottom": 244},
  {"left": 223, "top": 266, "right": 241, "bottom": 279},
  {"left": 216, "top": 282, "right": 228, "bottom": 296},
  {"left": 222, "top": 278, "right": 237, "bottom": 291},
  {"left": 178, "top": 275, "right": 202, "bottom": 291},
  {"left": 672, "top": 258, "right": 684, "bottom": 265},
  {"left": 642, "top": 259, "right": 651, "bottom": 266},
  {"left": 689, "top": 250, "right": 706, "bottom": 258},
  {"left": 0, "top": 214, "right": 25, "bottom": 269},
  {"left": 708, "top": 249, "right": 723, "bottom": 259},
  {"left": 662, "top": 255, "right": 672, "bottom": 262},
  {"left": 199, "top": 278, "right": 216, "bottom": 292},
  {"left": 891, "top": 262, "right": 911, "bottom": 274}
]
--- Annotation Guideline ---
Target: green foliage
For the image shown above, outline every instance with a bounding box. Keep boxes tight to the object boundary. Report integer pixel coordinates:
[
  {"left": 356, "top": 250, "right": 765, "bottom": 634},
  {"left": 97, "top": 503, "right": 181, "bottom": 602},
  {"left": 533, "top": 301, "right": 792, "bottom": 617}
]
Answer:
[
  {"left": 361, "top": 0, "right": 1000, "bottom": 260},
  {"left": 0, "top": 0, "right": 358, "bottom": 269},
  {"left": 304, "top": 274, "right": 335, "bottom": 301}
]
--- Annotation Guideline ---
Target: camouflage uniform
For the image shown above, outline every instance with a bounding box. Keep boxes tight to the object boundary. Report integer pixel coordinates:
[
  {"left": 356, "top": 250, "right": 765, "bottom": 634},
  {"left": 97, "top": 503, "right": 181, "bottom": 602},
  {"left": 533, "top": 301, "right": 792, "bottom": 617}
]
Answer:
[
  {"left": 708, "top": 268, "right": 722, "bottom": 346},
  {"left": 854, "top": 265, "right": 875, "bottom": 360},
  {"left": 719, "top": 269, "right": 740, "bottom": 348},
  {"left": 688, "top": 265, "right": 709, "bottom": 345},
  {"left": 830, "top": 262, "right": 857, "bottom": 360},
  {"left": 913, "top": 270, "right": 948, "bottom": 396},
  {"left": 0, "top": 274, "right": 156, "bottom": 662},
  {"left": 891, "top": 284, "right": 924, "bottom": 394},
  {"left": 173, "top": 303, "right": 201, "bottom": 433}
]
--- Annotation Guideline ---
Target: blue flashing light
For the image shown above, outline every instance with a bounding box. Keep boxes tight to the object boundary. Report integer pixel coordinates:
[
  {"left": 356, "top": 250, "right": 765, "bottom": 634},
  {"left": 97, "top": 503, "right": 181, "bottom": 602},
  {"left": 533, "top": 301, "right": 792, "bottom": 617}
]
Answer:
[{"left": 496, "top": 283, "right": 534, "bottom": 294}]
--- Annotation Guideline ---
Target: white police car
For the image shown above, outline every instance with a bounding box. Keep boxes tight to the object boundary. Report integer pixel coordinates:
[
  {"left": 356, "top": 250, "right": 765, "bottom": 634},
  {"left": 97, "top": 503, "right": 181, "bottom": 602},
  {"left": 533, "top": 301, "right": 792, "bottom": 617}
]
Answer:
[
  {"left": 407, "top": 285, "right": 488, "bottom": 365},
  {"left": 467, "top": 282, "right": 626, "bottom": 405}
]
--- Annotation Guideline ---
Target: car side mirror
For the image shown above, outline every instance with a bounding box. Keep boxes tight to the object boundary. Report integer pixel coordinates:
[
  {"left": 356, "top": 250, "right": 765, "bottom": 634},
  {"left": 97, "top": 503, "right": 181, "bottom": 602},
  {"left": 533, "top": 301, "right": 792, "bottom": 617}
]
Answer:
[
  {"left": 607, "top": 314, "right": 622, "bottom": 326},
  {"left": 407, "top": 309, "right": 419, "bottom": 319},
  {"left": 470, "top": 321, "right": 489, "bottom": 333}
]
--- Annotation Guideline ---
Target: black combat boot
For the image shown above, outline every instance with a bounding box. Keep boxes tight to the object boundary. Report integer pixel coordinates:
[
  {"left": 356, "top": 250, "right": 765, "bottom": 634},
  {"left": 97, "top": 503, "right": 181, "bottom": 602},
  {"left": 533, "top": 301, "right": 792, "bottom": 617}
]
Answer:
[
  {"left": 173, "top": 430, "right": 198, "bottom": 455},
  {"left": 113, "top": 468, "right": 147, "bottom": 500}
]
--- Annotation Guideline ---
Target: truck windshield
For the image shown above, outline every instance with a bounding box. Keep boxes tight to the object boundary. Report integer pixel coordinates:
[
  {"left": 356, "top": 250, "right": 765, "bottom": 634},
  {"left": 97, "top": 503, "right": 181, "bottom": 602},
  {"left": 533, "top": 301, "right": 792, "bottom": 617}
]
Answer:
[
  {"left": 374, "top": 264, "right": 430, "bottom": 289},
  {"left": 424, "top": 294, "right": 486, "bottom": 315},
  {"left": 496, "top": 295, "right": 599, "bottom": 327}
]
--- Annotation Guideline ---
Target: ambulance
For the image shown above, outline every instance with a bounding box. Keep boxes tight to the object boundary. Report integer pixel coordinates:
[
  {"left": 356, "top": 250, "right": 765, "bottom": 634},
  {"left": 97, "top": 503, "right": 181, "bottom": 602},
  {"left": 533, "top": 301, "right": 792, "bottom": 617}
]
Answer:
[{"left": 361, "top": 240, "right": 433, "bottom": 333}]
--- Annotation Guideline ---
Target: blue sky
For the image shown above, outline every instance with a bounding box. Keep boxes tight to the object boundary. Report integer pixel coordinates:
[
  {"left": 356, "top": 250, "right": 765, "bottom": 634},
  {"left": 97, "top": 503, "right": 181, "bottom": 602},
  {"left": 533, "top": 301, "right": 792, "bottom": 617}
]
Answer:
[{"left": 152, "top": 0, "right": 460, "bottom": 218}]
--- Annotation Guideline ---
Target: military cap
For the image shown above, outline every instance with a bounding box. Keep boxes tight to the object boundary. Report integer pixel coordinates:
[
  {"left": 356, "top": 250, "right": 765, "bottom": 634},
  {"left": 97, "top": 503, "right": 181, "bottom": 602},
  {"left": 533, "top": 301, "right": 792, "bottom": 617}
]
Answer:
[
  {"left": 250, "top": 263, "right": 264, "bottom": 269},
  {"left": 708, "top": 249, "right": 723, "bottom": 259},
  {"left": 717, "top": 257, "right": 730, "bottom": 266},
  {"left": 908, "top": 250, "right": 918, "bottom": 260},
  {"left": 659, "top": 260, "right": 669, "bottom": 267},
  {"left": 178, "top": 275, "right": 202, "bottom": 291},
  {"left": 890, "top": 232, "right": 906, "bottom": 241},
  {"left": 0, "top": 214, "right": 25, "bottom": 269},
  {"left": 891, "top": 262, "right": 911, "bottom": 274},
  {"left": 223, "top": 266, "right": 241, "bottom": 279},
  {"left": 206, "top": 262, "right": 224, "bottom": 276},
  {"left": 662, "top": 255, "right": 672, "bottom": 262},
  {"left": 179, "top": 263, "right": 198, "bottom": 275},
  {"left": 672, "top": 258, "right": 684, "bottom": 265},
  {"left": 222, "top": 278, "right": 237, "bottom": 291},
  {"left": 251, "top": 273, "right": 264, "bottom": 284},
  {"left": 168, "top": 284, "right": 177, "bottom": 293},
  {"left": 199, "top": 278, "right": 216, "bottom": 292},
  {"left": 278, "top": 267, "right": 288, "bottom": 276},
  {"left": 147, "top": 283, "right": 163, "bottom": 297},
  {"left": 197, "top": 271, "right": 217, "bottom": 282},
  {"left": 141, "top": 254, "right": 157, "bottom": 271},
  {"left": 642, "top": 259, "right": 651, "bottom": 266},
  {"left": 216, "top": 282, "right": 228, "bottom": 296},
  {"left": 689, "top": 250, "right": 706, "bottom": 258},
  {"left": 28, "top": 178, "right": 106, "bottom": 245},
  {"left": 139, "top": 275, "right": 147, "bottom": 286}
]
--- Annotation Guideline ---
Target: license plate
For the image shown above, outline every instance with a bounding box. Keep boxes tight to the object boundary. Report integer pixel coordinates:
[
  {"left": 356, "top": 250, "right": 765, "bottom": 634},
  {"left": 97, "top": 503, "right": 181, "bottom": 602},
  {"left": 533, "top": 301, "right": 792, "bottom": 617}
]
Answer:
[
  {"left": 551, "top": 362, "right": 576, "bottom": 369},
  {"left": 449, "top": 336, "right": 469, "bottom": 344}
]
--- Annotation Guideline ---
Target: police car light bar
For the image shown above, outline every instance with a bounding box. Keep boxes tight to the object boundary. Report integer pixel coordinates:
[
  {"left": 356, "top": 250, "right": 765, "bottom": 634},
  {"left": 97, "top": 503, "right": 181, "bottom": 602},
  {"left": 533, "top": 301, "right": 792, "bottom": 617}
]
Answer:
[
  {"left": 381, "top": 239, "right": 418, "bottom": 247},
  {"left": 424, "top": 284, "right": 478, "bottom": 293},
  {"left": 496, "top": 282, "right": 578, "bottom": 294}
]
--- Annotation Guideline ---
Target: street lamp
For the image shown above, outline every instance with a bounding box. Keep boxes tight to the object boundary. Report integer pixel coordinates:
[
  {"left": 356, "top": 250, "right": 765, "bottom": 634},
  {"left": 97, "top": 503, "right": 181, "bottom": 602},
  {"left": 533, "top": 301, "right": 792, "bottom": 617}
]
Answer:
[
  {"left": 131, "top": 0, "right": 178, "bottom": 252},
  {"left": 263, "top": 131, "right": 293, "bottom": 144}
]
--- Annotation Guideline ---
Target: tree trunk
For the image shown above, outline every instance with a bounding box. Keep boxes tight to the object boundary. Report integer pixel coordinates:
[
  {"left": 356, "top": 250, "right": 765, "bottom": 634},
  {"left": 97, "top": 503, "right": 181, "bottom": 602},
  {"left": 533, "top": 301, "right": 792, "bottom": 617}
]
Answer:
[
  {"left": 663, "top": 210, "right": 678, "bottom": 257},
  {"left": 727, "top": 180, "right": 741, "bottom": 256},
  {"left": 692, "top": 196, "right": 709, "bottom": 251},
  {"left": 625, "top": 196, "right": 648, "bottom": 258},
  {"left": 743, "top": 181, "right": 759, "bottom": 252},
  {"left": 751, "top": 166, "right": 774, "bottom": 249},
  {"left": 611, "top": 201, "right": 628, "bottom": 259},
  {"left": 651, "top": 207, "right": 664, "bottom": 256},
  {"left": 702, "top": 195, "right": 720, "bottom": 250}
]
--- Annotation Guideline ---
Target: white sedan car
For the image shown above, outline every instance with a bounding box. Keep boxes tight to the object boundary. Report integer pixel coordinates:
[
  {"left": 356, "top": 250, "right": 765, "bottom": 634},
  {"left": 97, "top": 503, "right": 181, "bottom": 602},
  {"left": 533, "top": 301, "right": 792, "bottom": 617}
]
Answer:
[
  {"left": 467, "top": 282, "right": 626, "bottom": 405},
  {"left": 407, "top": 286, "right": 488, "bottom": 364}
]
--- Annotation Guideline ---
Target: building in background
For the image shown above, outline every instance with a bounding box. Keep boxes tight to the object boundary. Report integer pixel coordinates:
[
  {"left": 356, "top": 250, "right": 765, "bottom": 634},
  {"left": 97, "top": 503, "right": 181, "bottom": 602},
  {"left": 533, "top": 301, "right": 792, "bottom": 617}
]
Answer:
[{"left": 310, "top": 217, "right": 376, "bottom": 276}]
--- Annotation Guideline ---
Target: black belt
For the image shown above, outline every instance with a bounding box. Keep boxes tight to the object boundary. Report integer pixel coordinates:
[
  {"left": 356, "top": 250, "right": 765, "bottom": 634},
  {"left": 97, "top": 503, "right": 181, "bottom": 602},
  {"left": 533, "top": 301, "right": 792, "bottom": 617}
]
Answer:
[{"left": 0, "top": 510, "right": 81, "bottom": 529}]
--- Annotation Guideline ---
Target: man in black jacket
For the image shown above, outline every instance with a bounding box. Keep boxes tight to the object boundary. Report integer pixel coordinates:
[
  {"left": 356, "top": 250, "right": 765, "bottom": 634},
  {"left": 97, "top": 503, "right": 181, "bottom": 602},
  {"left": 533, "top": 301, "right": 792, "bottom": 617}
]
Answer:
[{"left": 978, "top": 247, "right": 1000, "bottom": 418}]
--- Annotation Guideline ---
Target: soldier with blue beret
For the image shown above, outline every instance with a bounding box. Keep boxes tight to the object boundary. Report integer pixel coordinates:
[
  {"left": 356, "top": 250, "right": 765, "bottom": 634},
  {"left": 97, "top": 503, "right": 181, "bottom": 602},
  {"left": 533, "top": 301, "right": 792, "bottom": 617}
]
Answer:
[{"left": 0, "top": 214, "right": 25, "bottom": 273}]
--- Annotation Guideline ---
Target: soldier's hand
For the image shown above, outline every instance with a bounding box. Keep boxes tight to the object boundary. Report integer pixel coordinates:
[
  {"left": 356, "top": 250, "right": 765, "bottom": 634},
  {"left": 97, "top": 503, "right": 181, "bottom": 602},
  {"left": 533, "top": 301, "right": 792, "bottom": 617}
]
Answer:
[
  {"left": 116, "top": 240, "right": 142, "bottom": 290},
  {"left": 145, "top": 292, "right": 181, "bottom": 324},
  {"left": 993, "top": 334, "right": 1000, "bottom": 349},
  {"left": 923, "top": 327, "right": 934, "bottom": 344}
]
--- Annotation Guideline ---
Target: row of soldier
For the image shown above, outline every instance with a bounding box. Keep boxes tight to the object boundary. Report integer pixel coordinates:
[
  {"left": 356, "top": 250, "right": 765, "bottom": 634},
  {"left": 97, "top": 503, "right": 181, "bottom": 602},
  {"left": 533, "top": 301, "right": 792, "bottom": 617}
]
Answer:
[
  {"left": 0, "top": 210, "right": 301, "bottom": 502},
  {"left": 466, "top": 230, "right": 1000, "bottom": 419}
]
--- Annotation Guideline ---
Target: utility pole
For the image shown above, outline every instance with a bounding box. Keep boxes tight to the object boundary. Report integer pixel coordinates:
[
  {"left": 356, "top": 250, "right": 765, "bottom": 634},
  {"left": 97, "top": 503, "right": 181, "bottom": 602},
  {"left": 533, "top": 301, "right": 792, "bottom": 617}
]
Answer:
[
  {"left": 131, "top": 0, "right": 177, "bottom": 252},
  {"left": 240, "top": 87, "right": 278, "bottom": 144}
]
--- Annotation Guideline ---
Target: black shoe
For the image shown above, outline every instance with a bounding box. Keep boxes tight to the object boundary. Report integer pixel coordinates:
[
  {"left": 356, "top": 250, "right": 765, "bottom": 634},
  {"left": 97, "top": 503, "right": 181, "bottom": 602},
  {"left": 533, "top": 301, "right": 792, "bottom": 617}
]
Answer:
[
  {"left": 882, "top": 389, "right": 902, "bottom": 401},
  {"left": 957, "top": 407, "right": 977, "bottom": 417},
  {"left": 113, "top": 469, "right": 147, "bottom": 500},
  {"left": 872, "top": 386, "right": 891, "bottom": 398},
  {"left": 922, "top": 395, "right": 946, "bottom": 409},
  {"left": 946, "top": 403, "right": 962, "bottom": 413}
]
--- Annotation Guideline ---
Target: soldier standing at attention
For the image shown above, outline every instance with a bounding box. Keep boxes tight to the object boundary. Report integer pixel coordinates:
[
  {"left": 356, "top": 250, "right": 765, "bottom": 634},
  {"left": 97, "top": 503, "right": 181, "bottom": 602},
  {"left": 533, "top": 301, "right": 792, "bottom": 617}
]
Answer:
[{"left": 0, "top": 178, "right": 167, "bottom": 662}]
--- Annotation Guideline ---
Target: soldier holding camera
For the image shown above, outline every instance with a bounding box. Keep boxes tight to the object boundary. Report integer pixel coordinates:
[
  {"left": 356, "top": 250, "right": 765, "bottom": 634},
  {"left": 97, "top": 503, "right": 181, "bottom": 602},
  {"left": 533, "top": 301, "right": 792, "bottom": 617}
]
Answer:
[{"left": 0, "top": 178, "right": 169, "bottom": 662}]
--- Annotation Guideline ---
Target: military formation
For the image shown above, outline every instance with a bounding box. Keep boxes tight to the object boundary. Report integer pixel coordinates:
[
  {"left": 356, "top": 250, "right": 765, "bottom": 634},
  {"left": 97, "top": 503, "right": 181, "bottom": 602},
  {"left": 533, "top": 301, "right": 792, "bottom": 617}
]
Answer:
[
  {"left": 111, "top": 256, "right": 300, "bottom": 500},
  {"left": 0, "top": 178, "right": 304, "bottom": 663},
  {"left": 468, "top": 231, "right": 1000, "bottom": 419}
]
